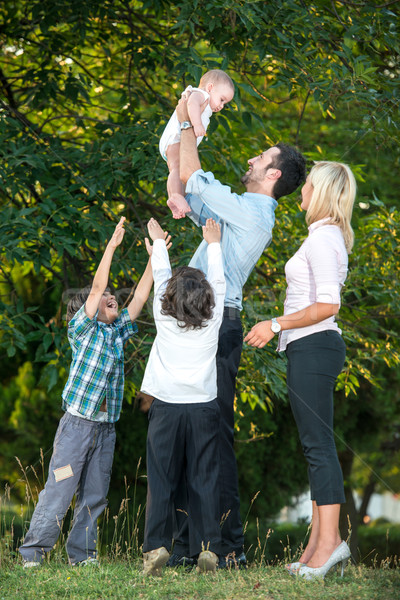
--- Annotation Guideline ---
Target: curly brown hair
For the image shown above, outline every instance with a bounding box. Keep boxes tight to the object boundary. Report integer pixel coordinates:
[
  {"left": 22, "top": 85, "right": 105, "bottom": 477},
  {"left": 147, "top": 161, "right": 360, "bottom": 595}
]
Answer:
[{"left": 161, "top": 266, "right": 215, "bottom": 330}]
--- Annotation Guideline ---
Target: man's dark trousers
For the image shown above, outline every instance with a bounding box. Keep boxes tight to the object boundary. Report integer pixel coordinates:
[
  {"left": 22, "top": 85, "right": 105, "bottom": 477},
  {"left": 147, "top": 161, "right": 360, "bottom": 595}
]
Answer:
[{"left": 173, "top": 307, "right": 244, "bottom": 557}]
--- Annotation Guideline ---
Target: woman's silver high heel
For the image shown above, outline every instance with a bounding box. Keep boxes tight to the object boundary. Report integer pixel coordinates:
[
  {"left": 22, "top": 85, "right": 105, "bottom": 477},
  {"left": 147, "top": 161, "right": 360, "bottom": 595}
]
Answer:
[
  {"left": 297, "top": 541, "right": 350, "bottom": 580},
  {"left": 285, "top": 561, "right": 304, "bottom": 575}
]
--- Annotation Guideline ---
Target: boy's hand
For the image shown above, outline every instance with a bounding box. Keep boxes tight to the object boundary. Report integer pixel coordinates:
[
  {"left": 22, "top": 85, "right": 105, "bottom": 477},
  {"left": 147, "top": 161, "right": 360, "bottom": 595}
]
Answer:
[
  {"left": 108, "top": 217, "right": 126, "bottom": 249},
  {"left": 145, "top": 219, "right": 172, "bottom": 255},
  {"left": 147, "top": 218, "right": 165, "bottom": 241},
  {"left": 202, "top": 218, "right": 221, "bottom": 244}
]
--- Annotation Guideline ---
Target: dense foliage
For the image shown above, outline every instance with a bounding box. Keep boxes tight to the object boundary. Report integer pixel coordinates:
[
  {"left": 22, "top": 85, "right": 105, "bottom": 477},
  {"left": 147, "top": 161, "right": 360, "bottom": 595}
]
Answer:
[{"left": 1, "top": 0, "right": 399, "bottom": 552}]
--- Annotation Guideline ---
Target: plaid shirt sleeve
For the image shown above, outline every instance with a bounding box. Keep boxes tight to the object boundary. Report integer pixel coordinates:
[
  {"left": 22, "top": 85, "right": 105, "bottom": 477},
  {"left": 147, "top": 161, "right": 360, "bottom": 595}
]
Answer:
[
  {"left": 68, "top": 304, "right": 97, "bottom": 344},
  {"left": 115, "top": 307, "right": 138, "bottom": 343}
]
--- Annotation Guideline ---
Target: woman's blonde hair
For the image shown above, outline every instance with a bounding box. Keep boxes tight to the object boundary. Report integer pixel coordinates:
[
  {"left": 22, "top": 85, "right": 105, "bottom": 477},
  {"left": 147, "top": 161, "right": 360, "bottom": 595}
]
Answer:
[{"left": 306, "top": 161, "right": 356, "bottom": 253}]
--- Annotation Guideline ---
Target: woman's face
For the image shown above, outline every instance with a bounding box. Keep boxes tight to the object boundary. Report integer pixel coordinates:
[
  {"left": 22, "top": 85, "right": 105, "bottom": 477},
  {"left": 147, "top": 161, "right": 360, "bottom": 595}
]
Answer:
[{"left": 301, "top": 176, "right": 314, "bottom": 211}]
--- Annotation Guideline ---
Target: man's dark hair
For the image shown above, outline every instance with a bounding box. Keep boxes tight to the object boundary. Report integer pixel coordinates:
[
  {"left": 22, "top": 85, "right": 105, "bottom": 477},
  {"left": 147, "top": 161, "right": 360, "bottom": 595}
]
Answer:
[
  {"left": 271, "top": 142, "right": 307, "bottom": 200},
  {"left": 161, "top": 266, "right": 215, "bottom": 330}
]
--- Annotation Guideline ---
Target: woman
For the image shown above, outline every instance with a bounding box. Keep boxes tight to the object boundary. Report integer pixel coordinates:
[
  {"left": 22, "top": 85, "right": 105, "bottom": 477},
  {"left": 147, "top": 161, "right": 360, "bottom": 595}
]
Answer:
[{"left": 245, "top": 161, "right": 356, "bottom": 580}]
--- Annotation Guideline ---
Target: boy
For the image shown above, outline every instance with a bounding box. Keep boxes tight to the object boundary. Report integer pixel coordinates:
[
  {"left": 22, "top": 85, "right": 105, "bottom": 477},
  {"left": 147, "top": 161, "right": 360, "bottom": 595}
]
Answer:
[
  {"left": 141, "top": 217, "right": 225, "bottom": 576},
  {"left": 19, "top": 217, "right": 154, "bottom": 567}
]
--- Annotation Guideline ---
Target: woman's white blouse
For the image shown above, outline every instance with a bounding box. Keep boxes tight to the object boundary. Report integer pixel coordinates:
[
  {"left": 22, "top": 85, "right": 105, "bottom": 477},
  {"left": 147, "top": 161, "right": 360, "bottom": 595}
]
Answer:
[{"left": 278, "top": 219, "right": 348, "bottom": 351}]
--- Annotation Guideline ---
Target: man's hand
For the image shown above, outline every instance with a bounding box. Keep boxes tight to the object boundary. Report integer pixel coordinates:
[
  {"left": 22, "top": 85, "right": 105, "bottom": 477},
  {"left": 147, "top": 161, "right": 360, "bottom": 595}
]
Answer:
[
  {"left": 108, "top": 217, "right": 126, "bottom": 249},
  {"left": 244, "top": 321, "right": 275, "bottom": 348},
  {"left": 145, "top": 218, "right": 172, "bottom": 255},
  {"left": 202, "top": 218, "right": 221, "bottom": 244},
  {"left": 176, "top": 95, "right": 190, "bottom": 124}
]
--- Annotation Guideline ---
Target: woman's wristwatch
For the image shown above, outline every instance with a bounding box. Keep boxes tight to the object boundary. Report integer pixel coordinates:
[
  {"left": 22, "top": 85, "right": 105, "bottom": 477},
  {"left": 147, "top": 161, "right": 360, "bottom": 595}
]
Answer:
[{"left": 270, "top": 317, "right": 282, "bottom": 335}]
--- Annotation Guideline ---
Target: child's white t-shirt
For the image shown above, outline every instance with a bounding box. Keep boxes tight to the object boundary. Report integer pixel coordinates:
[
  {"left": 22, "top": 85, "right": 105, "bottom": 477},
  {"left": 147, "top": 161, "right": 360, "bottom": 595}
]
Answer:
[{"left": 141, "top": 239, "right": 226, "bottom": 403}]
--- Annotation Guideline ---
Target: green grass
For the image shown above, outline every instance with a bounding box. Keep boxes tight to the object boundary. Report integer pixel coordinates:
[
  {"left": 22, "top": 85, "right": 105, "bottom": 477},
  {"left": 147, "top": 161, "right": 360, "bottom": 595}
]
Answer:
[
  {"left": 2, "top": 468, "right": 399, "bottom": 599},
  {"left": 1, "top": 559, "right": 399, "bottom": 600}
]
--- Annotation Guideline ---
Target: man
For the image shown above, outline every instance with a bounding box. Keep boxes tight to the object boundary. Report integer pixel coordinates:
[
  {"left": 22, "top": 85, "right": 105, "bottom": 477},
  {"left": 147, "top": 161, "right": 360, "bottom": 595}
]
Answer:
[{"left": 168, "top": 96, "right": 306, "bottom": 568}]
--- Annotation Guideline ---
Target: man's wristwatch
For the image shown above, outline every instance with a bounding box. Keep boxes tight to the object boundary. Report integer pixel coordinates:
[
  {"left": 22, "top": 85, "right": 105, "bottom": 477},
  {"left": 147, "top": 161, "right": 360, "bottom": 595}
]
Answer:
[
  {"left": 270, "top": 317, "right": 282, "bottom": 335},
  {"left": 180, "top": 120, "right": 193, "bottom": 130}
]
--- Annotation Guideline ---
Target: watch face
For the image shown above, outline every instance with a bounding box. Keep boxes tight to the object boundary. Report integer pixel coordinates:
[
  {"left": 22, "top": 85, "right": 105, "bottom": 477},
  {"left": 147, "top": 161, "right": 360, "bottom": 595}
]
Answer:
[{"left": 271, "top": 320, "right": 281, "bottom": 333}]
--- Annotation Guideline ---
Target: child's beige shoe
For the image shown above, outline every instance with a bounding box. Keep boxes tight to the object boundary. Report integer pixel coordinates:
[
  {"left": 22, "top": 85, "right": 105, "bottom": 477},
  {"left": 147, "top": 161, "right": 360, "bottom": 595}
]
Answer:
[
  {"left": 143, "top": 546, "right": 170, "bottom": 576},
  {"left": 196, "top": 550, "right": 218, "bottom": 573},
  {"left": 23, "top": 560, "right": 41, "bottom": 569}
]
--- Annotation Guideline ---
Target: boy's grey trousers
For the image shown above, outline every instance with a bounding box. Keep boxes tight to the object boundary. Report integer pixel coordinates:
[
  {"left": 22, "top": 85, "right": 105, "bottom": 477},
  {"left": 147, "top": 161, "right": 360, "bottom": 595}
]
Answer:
[{"left": 19, "top": 411, "right": 116, "bottom": 564}]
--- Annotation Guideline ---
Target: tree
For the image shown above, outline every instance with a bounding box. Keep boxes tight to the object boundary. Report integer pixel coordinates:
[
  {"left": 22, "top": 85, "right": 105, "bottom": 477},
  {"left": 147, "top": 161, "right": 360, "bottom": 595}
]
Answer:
[{"left": 1, "top": 0, "right": 399, "bottom": 555}]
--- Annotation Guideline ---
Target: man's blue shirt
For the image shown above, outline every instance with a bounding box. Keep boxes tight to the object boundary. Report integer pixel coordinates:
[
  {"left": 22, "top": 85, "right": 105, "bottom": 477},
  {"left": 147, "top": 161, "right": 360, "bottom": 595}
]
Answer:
[{"left": 186, "top": 169, "right": 277, "bottom": 311}]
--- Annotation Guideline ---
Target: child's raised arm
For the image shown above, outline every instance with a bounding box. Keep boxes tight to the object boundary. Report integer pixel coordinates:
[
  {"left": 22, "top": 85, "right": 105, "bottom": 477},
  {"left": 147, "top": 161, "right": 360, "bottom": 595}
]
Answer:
[
  {"left": 187, "top": 91, "right": 207, "bottom": 138},
  {"left": 203, "top": 218, "right": 225, "bottom": 317},
  {"left": 127, "top": 259, "right": 153, "bottom": 323},
  {"left": 85, "top": 217, "right": 126, "bottom": 320},
  {"left": 128, "top": 220, "right": 172, "bottom": 322}
]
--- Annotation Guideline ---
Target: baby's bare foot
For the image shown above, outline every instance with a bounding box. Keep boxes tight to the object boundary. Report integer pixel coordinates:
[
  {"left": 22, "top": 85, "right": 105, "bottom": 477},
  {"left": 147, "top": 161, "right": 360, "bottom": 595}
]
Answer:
[{"left": 167, "top": 193, "right": 190, "bottom": 219}]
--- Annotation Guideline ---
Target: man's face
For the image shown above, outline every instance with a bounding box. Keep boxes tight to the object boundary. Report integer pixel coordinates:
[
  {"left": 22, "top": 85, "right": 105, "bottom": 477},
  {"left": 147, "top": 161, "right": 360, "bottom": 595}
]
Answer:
[
  {"left": 241, "top": 147, "right": 281, "bottom": 187},
  {"left": 97, "top": 291, "right": 119, "bottom": 324}
]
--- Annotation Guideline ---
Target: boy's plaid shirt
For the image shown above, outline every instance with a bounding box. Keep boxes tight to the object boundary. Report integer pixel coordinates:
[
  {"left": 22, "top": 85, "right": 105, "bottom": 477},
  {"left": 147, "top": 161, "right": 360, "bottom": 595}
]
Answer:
[{"left": 61, "top": 304, "right": 137, "bottom": 422}]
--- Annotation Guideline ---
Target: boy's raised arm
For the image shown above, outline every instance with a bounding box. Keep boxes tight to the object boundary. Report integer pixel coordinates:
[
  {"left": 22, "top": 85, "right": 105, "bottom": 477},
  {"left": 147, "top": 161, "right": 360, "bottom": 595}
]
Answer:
[
  {"left": 85, "top": 217, "right": 126, "bottom": 320},
  {"left": 127, "top": 259, "right": 153, "bottom": 323},
  {"left": 127, "top": 219, "right": 173, "bottom": 322},
  {"left": 203, "top": 218, "right": 226, "bottom": 299}
]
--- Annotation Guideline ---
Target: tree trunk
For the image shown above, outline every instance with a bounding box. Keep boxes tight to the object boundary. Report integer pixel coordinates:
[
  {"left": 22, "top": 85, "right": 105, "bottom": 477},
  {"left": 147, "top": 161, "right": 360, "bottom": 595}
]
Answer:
[{"left": 358, "top": 476, "right": 376, "bottom": 524}]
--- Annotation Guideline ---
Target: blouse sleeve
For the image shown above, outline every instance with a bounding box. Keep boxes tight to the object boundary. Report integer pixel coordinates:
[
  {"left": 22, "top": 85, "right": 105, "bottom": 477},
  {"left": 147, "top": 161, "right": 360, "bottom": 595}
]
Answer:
[{"left": 305, "top": 229, "right": 344, "bottom": 305}]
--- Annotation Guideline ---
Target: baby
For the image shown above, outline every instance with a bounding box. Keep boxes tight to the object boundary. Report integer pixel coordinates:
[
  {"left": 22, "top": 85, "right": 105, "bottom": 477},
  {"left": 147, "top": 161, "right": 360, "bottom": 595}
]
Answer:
[{"left": 159, "top": 69, "right": 234, "bottom": 219}]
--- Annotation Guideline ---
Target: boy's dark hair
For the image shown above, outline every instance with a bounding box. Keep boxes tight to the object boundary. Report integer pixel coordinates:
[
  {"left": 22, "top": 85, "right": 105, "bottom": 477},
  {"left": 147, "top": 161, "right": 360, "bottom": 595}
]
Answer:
[
  {"left": 161, "top": 266, "right": 215, "bottom": 330},
  {"left": 270, "top": 142, "right": 307, "bottom": 200},
  {"left": 66, "top": 286, "right": 92, "bottom": 323}
]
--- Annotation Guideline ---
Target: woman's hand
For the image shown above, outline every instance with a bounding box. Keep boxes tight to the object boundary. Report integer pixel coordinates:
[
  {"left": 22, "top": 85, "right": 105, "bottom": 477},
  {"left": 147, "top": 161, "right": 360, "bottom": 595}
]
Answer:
[{"left": 244, "top": 320, "right": 275, "bottom": 348}]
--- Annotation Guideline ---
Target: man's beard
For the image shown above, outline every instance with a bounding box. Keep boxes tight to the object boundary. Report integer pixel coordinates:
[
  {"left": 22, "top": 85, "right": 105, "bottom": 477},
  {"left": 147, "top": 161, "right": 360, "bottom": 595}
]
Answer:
[
  {"left": 241, "top": 168, "right": 267, "bottom": 186},
  {"left": 240, "top": 172, "right": 251, "bottom": 186}
]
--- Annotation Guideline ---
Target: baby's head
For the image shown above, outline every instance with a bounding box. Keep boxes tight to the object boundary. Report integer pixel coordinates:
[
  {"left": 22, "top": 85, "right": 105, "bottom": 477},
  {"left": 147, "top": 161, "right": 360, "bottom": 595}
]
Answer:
[
  {"left": 199, "top": 69, "right": 234, "bottom": 112},
  {"left": 161, "top": 266, "right": 215, "bottom": 330}
]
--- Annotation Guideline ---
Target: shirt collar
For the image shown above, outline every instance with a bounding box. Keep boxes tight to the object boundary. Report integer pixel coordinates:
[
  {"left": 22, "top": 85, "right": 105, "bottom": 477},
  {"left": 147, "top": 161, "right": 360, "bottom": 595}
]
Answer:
[{"left": 308, "top": 217, "right": 331, "bottom": 233}]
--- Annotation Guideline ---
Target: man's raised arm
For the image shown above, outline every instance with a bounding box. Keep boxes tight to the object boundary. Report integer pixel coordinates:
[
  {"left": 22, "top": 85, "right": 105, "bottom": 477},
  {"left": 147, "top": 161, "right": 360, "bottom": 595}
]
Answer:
[{"left": 176, "top": 97, "right": 202, "bottom": 184}]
